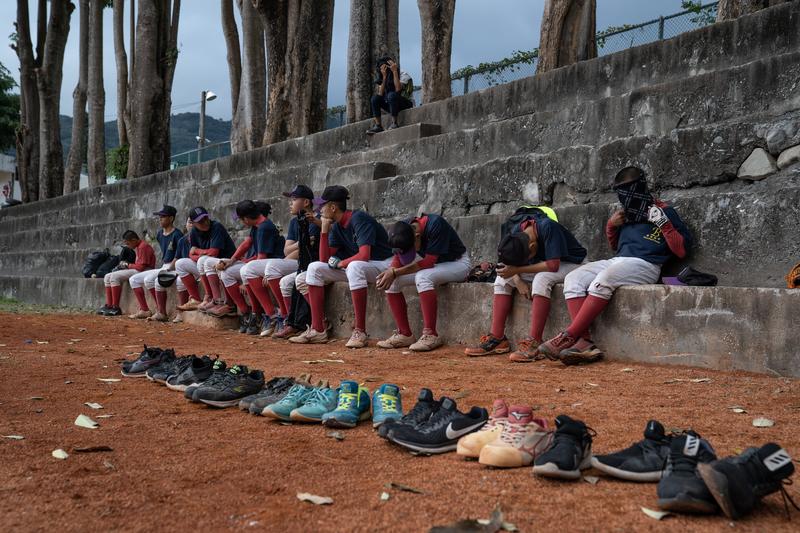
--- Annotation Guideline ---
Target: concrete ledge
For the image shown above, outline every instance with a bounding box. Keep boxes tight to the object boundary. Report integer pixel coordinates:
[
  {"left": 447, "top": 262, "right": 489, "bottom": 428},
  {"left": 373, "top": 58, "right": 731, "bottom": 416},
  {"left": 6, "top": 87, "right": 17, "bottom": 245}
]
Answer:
[
  {"left": 328, "top": 162, "right": 397, "bottom": 188},
  {"left": 368, "top": 123, "right": 442, "bottom": 149}
]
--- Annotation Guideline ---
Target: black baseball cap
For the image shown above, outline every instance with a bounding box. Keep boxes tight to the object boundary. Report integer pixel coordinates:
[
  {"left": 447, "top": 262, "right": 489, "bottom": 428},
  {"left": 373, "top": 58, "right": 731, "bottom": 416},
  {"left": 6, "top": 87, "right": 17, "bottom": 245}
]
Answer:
[
  {"left": 313, "top": 185, "right": 350, "bottom": 208},
  {"left": 282, "top": 185, "right": 314, "bottom": 200},
  {"left": 497, "top": 233, "right": 531, "bottom": 266},
  {"left": 189, "top": 206, "right": 210, "bottom": 222},
  {"left": 153, "top": 204, "right": 177, "bottom": 217}
]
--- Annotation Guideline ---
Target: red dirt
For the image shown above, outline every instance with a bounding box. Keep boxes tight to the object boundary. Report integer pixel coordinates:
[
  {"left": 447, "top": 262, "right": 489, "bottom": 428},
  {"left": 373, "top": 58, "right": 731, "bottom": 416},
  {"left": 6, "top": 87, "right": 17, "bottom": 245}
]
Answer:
[{"left": 1, "top": 311, "right": 799, "bottom": 532}]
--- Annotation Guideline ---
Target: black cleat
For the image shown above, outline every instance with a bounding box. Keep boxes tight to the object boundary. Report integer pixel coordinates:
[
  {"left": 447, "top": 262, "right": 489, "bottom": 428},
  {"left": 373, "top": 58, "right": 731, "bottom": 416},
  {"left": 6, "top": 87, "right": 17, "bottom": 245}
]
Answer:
[
  {"left": 591, "top": 420, "right": 672, "bottom": 482},
  {"left": 366, "top": 123, "right": 384, "bottom": 135},
  {"left": 379, "top": 387, "right": 439, "bottom": 439},
  {"left": 184, "top": 359, "right": 227, "bottom": 401},
  {"left": 121, "top": 345, "right": 170, "bottom": 377},
  {"left": 146, "top": 353, "right": 192, "bottom": 384},
  {"left": 238, "top": 312, "right": 252, "bottom": 334},
  {"left": 387, "top": 397, "right": 488, "bottom": 455},
  {"left": 195, "top": 365, "right": 265, "bottom": 408},
  {"left": 533, "top": 415, "right": 594, "bottom": 480},
  {"left": 166, "top": 355, "right": 215, "bottom": 392},
  {"left": 246, "top": 313, "right": 261, "bottom": 336},
  {"left": 657, "top": 432, "right": 718, "bottom": 514},
  {"left": 240, "top": 377, "right": 296, "bottom": 414}
]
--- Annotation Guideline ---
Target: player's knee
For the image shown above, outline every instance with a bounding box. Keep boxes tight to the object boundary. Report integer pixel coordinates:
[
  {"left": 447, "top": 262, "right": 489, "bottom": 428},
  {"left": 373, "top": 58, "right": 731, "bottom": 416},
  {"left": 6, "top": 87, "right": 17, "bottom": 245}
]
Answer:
[
  {"left": 588, "top": 281, "right": 614, "bottom": 300},
  {"left": 414, "top": 273, "right": 435, "bottom": 293}
]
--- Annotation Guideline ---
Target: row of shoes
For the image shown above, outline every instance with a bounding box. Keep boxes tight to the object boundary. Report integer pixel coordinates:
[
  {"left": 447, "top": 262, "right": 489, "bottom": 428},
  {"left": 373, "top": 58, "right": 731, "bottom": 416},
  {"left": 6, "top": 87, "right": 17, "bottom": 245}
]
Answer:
[{"left": 236, "top": 313, "right": 332, "bottom": 341}]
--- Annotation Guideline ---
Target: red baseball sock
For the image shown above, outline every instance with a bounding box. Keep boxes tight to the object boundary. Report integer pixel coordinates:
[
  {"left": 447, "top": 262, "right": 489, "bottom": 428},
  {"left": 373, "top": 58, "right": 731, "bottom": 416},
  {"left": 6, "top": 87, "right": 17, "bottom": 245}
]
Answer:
[
  {"left": 132, "top": 287, "right": 149, "bottom": 311},
  {"left": 225, "top": 284, "right": 249, "bottom": 314},
  {"left": 566, "top": 295, "right": 609, "bottom": 339},
  {"left": 199, "top": 275, "right": 213, "bottom": 301},
  {"left": 309, "top": 285, "right": 325, "bottom": 332},
  {"left": 529, "top": 295, "right": 551, "bottom": 341},
  {"left": 419, "top": 290, "right": 438, "bottom": 335},
  {"left": 207, "top": 274, "right": 223, "bottom": 301},
  {"left": 565, "top": 296, "right": 588, "bottom": 338},
  {"left": 303, "top": 292, "right": 311, "bottom": 304},
  {"left": 386, "top": 292, "right": 412, "bottom": 337},
  {"left": 177, "top": 290, "right": 189, "bottom": 306},
  {"left": 111, "top": 285, "right": 123, "bottom": 307},
  {"left": 104, "top": 286, "right": 113, "bottom": 306},
  {"left": 148, "top": 288, "right": 156, "bottom": 305},
  {"left": 245, "top": 284, "right": 262, "bottom": 315},
  {"left": 351, "top": 288, "right": 367, "bottom": 331},
  {"left": 246, "top": 278, "right": 276, "bottom": 316},
  {"left": 490, "top": 294, "right": 513, "bottom": 339},
  {"left": 181, "top": 275, "right": 201, "bottom": 301},
  {"left": 267, "top": 278, "right": 287, "bottom": 316},
  {"left": 155, "top": 291, "right": 168, "bottom": 315},
  {"left": 283, "top": 296, "right": 292, "bottom": 315}
]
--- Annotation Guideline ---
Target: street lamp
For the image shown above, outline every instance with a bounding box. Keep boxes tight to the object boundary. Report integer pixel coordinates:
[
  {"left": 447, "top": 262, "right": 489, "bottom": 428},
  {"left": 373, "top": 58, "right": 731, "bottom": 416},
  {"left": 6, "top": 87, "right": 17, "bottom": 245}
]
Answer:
[{"left": 198, "top": 90, "right": 217, "bottom": 151}]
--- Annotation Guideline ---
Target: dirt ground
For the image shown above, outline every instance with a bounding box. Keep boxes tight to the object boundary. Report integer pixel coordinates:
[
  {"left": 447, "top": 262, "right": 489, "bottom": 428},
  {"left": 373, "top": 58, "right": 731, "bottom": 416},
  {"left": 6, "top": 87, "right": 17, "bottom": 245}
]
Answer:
[{"left": 1, "top": 310, "right": 799, "bottom": 533}]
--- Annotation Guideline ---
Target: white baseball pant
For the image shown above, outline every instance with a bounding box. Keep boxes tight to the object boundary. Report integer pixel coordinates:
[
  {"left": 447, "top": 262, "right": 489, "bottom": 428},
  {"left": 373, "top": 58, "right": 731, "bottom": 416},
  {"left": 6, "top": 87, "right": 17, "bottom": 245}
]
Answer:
[
  {"left": 563, "top": 257, "right": 661, "bottom": 300},
  {"left": 493, "top": 261, "right": 583, "bottom": 298},
  {"left": 305, "top": 258, "right": 394, "bottom": 290},
  {"left": 386, "top": 253, "right": 471, "bottom": 294}
]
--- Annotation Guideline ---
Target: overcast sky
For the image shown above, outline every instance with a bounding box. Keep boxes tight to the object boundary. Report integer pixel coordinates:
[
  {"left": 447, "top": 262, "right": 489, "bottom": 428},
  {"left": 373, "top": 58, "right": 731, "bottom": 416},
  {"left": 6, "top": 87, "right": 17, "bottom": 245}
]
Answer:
[{"left": 1, "top": 0, "right": 690, "bottom": 128}]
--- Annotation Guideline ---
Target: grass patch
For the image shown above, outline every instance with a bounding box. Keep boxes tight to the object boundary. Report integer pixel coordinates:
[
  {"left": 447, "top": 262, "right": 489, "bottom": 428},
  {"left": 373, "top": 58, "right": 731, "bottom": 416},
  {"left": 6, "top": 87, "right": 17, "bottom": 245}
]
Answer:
[{"left": 0, "top": 297, "right": 87, "bottom": 315}]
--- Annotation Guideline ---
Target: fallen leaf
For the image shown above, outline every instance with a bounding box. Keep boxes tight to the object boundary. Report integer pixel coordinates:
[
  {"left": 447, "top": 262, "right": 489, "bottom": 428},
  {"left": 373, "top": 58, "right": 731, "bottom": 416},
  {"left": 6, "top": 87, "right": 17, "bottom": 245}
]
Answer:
[
  {"left": 95, "top": 414, "right": 114, "bottom": 419},
  {"left": 64, "top": 380, "right": 73, "bottom": 384},
  {"left": 29, "top": 396, "right": 44, "bottom": 400},
  {"left": 84, "top": 402, "right": 104, "bottom": 409},
  {"left": 36, "top": 341, "right": 49, "bottom": 344},
  {"left": 52, "top": 449, "right": 69, "bottom": 460},
  {"left": 69, "top": 339, "right": 82, "bottom": 342},
  {"left": 97, "top": 378, "right": 121, "bottom": 383},
  {"left": 555, "top": 387, "right": 565, "bottom": 393},
  {"left": 74, "top": 414, "right": 99, "bottom": 429},
  {"left": 691, "top": 378, "right": 711, "bottom": 383},
  {"left": 620, "top": 368, "right": 634, "bottom": 372},
  {"left": 586, "top": 382, "right": 599, "bottom": 387},
  {"left": 2, "top": 435, "right": 24, "bottom": 440},
  {"left": 78, "top": 328, "right": 87, "bottom": 332},
  {"left": 385, "top": 482, "right": 426, "bottom": 495},
  {"left": 583, "top": 475, "right": 600, "bottom": 485},
  {"left": 73, "top": 445, "right": 113, "bottom": 453},
  {"left": 752, "top": 417, "right": 775, "bottom": 428},
  {"left": 103, "top": 460, "right": 115, "bottom": 470},
  {"left": 380, "top": 492, "right": 390, "bottom": 501},
  {"left": 301, "top": 359, "right": 345, "bottom": 364},
  {"left": 327, "top": 431, "right": 345, "bottom": 441},
  {"left": 401, "top": 351, "right": 411, "bottom": 355},
  {"left": 641, "top": 507, "right": 671, "bottom": 520},
  {"left": 730, "top": 406, "right": 747, "bottom": 414},
  {"left": 296, "top": 492, "right": 333, "bottom": 505}
]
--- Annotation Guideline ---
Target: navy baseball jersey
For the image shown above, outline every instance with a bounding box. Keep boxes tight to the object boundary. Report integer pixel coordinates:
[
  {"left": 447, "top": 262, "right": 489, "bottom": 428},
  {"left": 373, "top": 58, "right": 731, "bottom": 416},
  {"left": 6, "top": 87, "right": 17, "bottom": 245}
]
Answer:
[
  {"left": 329, "top": 210, "right": 392, "bottom": 261},
  {"left": 616, "top": 206, "right": 692, "bottom": 264},
  {"left": 156, "top": 228, "right": 183, "bottom": 263},
  {"left": 403, "top": 214, "right": 466, "bottom": 263},
  {"left": 190, "top": 220, "right": 237, "bottom": 258}
]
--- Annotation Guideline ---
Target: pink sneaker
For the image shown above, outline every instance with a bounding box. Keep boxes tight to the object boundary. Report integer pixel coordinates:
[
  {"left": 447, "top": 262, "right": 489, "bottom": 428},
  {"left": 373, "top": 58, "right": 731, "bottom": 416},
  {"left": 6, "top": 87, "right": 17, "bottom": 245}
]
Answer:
[
  {"left": 538, "top": 331, "right": 578, "bottom": 360},
  {"left": 456, "top": 399, "right": 509, "bottom": 458},
  {"left": 479, "top": 406, "right": 552, "bottom": 468}
]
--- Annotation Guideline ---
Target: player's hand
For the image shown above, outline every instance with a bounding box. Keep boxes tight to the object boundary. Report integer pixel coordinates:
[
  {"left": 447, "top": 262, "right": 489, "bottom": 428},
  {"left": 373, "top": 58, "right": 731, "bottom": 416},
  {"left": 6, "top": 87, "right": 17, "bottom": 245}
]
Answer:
[
  {"left": 216, "top": 260, "right": 229, "bottom": 271},
  {"left": 376, "top": 269, "right": 395, "bottom": 290},
  {"left": 496, "top": 264, "right": 517, "bottom": 279},
  {"left": 647, "top": 205, "right": 669, "bottom": 228},
  {"left": 119, "top": 261, "right": 129, "bottom": 269},
  {"left": 514, "top": 277, "right": 532, "bottom": 300},
  {"left": 380, "top": 64, "right": 388, "bottom": 76},
  {"left": 609, "top": 210, "right": 626, "bottom": 228},
  {"left": 306, "top": 211, "right": 321, "bottom": 227},
  {"left": 328, "top": 256, "right": 342, "bottom": 270}
]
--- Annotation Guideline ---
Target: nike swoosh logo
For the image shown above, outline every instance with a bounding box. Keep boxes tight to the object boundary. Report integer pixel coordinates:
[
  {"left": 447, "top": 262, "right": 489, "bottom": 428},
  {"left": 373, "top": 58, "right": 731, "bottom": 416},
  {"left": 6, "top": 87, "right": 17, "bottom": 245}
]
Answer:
[{"left": 445, "top": 420, "right": 487, "bottom": 440}]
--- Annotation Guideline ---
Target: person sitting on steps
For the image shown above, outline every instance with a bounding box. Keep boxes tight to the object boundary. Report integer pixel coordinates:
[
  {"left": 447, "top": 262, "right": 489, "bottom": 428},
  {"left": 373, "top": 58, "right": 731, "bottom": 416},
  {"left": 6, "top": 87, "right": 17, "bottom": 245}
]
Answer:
[{"left": 367, "top": 56, "right": 414, "bottom": 135}]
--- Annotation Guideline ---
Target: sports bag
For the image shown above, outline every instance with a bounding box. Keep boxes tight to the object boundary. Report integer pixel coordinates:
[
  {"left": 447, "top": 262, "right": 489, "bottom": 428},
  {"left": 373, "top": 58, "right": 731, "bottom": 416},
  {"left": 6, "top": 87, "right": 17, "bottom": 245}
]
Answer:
[
  {"left": 95, "top": 255, "right": 121, "bottom": 278},
  {"left": 82, "top": 249, "right": 110, "bottom": 278},
  {"left": 500, "top": 205, "right": 558, "bottom": 240}
]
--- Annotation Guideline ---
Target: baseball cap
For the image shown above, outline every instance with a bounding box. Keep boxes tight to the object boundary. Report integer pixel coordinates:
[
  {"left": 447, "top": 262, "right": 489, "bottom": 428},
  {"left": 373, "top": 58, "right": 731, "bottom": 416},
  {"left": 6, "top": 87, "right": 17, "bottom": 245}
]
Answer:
[
  {"left": 497, "top": 233, "right": 531, "bottom": 266},
  {"left": 313, "top": 185, "right": 350, "bottom": 208},
  {"left": 153, "top": 204, "right": 177, "bottom": 217},
  {"left": 189, "top": 206, "right": 210, "bottom": 222},
  {"left": 662, "top": 266, "right": 718, "bottom": 287},
  {"left": 282, "top": 184, "right": 314, "bottom": 200}
]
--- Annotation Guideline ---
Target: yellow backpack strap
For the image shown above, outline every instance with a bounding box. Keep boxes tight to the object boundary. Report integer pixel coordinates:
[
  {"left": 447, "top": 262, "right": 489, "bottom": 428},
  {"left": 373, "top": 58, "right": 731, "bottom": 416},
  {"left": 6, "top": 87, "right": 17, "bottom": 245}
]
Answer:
[{"left": 519, "top": 205, "right": 558, "bottom": 222}]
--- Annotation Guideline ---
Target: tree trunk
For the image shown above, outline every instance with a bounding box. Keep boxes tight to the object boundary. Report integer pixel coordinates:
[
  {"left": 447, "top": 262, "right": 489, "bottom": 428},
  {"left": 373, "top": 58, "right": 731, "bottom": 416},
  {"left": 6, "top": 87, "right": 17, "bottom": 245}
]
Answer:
[
  {"left": 230, "top": 0, "right": 266, "bottom": 153},
  {"left": 417, "top": 0, "right": 455, "bottom": 104},
  {"left": 87, "top": 0, "right": 105, "bottom": 187},
  {"left": 128, "top": 0, "right": 180, "bottom": 178},
  {"left": 36, "top": 0, "right": 73, "bottom": 199},
  {"left": 14, "top": 0, "right": 41, "bottom": 202},
  {"left": 345, "top": 0, "right": 400, "bottom": 122},
  {"left": 716, "top": 0, "right": 785, "bottom": 21},
  {"left": 221, "top": 0, "right": 242, "bottom": 117},
  {"left": 536, "top": 0, "right": 596, "bottom": 75},
  {"left": 113, "top": 0, "right": 129, "bottom": 146},
  {"left": 64, "top": 0, "right": 88, "bottom": 194}
]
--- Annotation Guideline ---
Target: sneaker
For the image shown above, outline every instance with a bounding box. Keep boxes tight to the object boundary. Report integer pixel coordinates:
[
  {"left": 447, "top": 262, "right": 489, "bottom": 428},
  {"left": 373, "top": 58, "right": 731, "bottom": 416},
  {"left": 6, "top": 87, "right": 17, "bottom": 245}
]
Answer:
[
  {"left": 457, "top": 399, "right": 509, "bottom": 459},
  {"left": 366, "top": 123, "right": 383, "bottom": 135},
  {"left": 238, "top": 312, "right": 252, "bottom": 334},
  {"left": 208, "top": 304, "right": 235, "bottom": 318},
  {"left": 143, "top": 350, "right": 177, "bottom": 381},
  {"left": 464, "top": 334, "right": 510, "bottom": 357},
  {"left": 128, "top": 309, "right": 152, "bottom": 319},
  {"left": 177, "top": 298, "right": 202, "bottom": 311},
  {"left": 270, "top": 316, "right": 285, "bottom": 337},
  {"left": 388, "top": 397, "right": 489, "bottom": 455},
  {"left": 538, "top": 332, "right": 579, "bottom": 361},
  {"left": 372, "top": 383, "right": 403, "bottom": 428},
  {"left": 377, "top": 331, "right": 416, "bottom": 349},
  {"left": 345, "top": 329, "right": 368, "bottom": 349},
  {"left": 195, "top": 365, "right": 265, "bottom": 408},
  {"left": 289, "top": 326, "right": 328, "bottom": 344},
  {"left": 322, "top": 381, "right": 371, "bottom": 428},
  {"left": 387, "top": 122, "right": 399, "bottom": 130},
  {"left": 508, "top": 337, "right": 543, "bottom": 363},
  {"left": 121, "top": 346, "right": 169, "bottom": 377},
  {"left": 184, "top": 359, "right": 228, "bottom": 401},
  {"left": 245, "top": 313, "right": 261, "bottom": 335},
  {"left": 260, "top": 314, "right": 278, "bottom": 337},
  {"left": 172, "top": 313, "right": 183, "bottom": 323},
  {"left": 698, "top": 443, "right": 796, "bottom": 520},
  {"left": 165, "top": 355, "right": 215, "bottom": 392},
  {"left": 533, "top": 415, "right": 594, "bottom": 480},
  {"left": 378, "top": 388, "right": 439, "bottom": 439},
  {"left": 410, "top": 330, "right": 443, "bottom": 352},
  {"left": 250, "top": 377, "right": 301, "bottom": 415},
  {"left": 273, "top": 323, "right": 300, "bottom": 339},
  {"left": 479, "top": 406, "right": 552, "bottom": 468},
  {"left": 197, "top": 299, "right": 217, "bottom": 312},
  {"left": 657, "top": 432, "right": 718, "bottom": 514},
  {"left": 290, "top": 387, "right": 339, "bottom": 423},
  {"left": 147, "top": 312, "right": 168, "bottom": 322},
  {"left": 106, "top": 306, "right": 122, "bottom": 316},
  {"left": 591, "top": 420, "right": 672, "bottom": 482},
  {"left": 238, "top": 376, "right": 297, "bottom": 412},
  {"left": 559, "top": 338, "right": 604, "bottom": 366},
  {"left": 146, "top": 353, "right": 193, "bottom": 384},
  {"left": 262, "top": 382, "right": 316, "bottom": 420},
  {"left": 97, "top": 305, "right": 111, "bottom": 315}
]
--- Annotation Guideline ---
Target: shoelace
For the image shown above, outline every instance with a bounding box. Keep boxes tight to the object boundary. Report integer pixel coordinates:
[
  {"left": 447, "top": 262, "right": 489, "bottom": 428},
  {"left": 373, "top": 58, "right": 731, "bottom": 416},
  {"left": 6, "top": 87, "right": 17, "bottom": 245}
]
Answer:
[
  {"left": 738, "top": 452, "right": 800, "bottom": 520},
  {"left": 336, "top": 392, "right": 357, "bottom": 412},
  {"left": 304, "top": 388, "right": 333, "bottom": 407},
  {"left": 377, "top": 393, "right": 399, "bottom": 414},
  {"left": 402, "top": 401, "right": 435, "bottom": 425},
  {"left": 500, "top": 424, "right": 527, "bottom": 445},
  {"left": 280, "top": 384, "right": 310, "bottom": 403},
  {"left": 478, "top": 334, "right": 494, "bottom": 347}
]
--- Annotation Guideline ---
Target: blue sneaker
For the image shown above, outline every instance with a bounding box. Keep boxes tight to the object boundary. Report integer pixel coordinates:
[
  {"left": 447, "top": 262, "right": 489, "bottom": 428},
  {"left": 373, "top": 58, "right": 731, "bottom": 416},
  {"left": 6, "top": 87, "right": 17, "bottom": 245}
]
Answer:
[
  {"left": 270, "top": 315, "right": 285, "bottom": 337},
  {"left": 372, "top": 383, "right": 403, "bottom": 428},
  {"left": 322, "top": 381, "right": 371, "bottom": 428},
  {"left": 290, "top": 387, "right": 338, "bottom": 422},
  {"left": 262, "top": 383, "right": 315, "bottom": 420}
]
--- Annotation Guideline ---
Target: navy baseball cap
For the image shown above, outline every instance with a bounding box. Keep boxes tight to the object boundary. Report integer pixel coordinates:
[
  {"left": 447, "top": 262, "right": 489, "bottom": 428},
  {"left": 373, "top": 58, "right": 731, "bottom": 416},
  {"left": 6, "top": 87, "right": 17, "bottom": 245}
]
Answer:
[
  {"left": 282, "top": 185, "right": 314, "bottom": 200},
  {"left": 313, "top": 185, "right": 350, "bottom": 208},
  {"left": 153, "top": 204, "right": 177, "bottom": 217},
  {"left": 189, "top": 206, "right": 210, "bottom": 222},
  {"left": 497, "top": 233, "right": 530, "bottom": 266}
]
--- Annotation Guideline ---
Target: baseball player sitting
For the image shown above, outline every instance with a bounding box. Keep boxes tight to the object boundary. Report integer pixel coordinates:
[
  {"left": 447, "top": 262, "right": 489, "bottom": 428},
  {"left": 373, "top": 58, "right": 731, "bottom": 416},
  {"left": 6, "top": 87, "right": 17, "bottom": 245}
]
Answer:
[
  {"left": 375, "top": 214, "right": 470, "bottom": 352},
  {"left": 538, "top": 166, "right": 692, "bottom": 364},
  {"left": 289, "top": 185, "right": 393, "bottom": 348},
  {"left": 175, "top": 207, "right": 237, "bottom": 312},
  {"left": 465, "top": 208, "right": 587, "bottom": 361},
  {"left": 98, "top": 230, "right": 156, "bottom": 316},
  {"left": 127, "top": 205, "right": 183, "bottom": 319},
  {"left": 214, "top": 201, "right": 284, "bottom": 329},
  {"left": 150, "top": 217, "right": 194, "bottom": 322}
]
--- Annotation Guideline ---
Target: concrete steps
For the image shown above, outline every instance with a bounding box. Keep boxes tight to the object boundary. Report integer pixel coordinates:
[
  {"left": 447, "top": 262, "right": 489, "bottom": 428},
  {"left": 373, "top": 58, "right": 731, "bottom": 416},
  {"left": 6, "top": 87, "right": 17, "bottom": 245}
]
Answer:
[{"left": 367, "top": 123, "right": 442, "bottom": 149}]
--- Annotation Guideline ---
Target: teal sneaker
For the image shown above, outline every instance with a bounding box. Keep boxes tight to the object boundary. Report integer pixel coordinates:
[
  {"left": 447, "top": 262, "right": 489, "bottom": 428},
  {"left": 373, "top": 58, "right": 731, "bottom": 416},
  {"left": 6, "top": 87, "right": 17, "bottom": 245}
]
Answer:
[
  {"left": 262, "top": 383, "right": 314, "bottom": 420},
  {"left": 372, "top": 383, "right": 403, "bottom": 428},
  {"left": 290, "top": 386, "right": 338, "bottom": 423},
  {"left": 322, "top": 381, "right": 371, "bottom": 428}
]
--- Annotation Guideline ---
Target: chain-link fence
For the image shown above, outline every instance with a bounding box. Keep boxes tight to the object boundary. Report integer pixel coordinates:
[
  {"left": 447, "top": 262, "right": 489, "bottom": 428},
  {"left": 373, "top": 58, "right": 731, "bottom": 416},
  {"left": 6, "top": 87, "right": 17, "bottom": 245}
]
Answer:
[{"left": 170, "top": 141, "right": 232, "bottom": 168}]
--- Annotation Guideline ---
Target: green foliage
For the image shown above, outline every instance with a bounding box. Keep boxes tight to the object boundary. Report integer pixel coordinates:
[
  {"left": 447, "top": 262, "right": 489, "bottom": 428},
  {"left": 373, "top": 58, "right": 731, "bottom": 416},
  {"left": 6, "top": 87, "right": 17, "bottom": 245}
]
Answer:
[
  {"left": 451, "top": 49, "right": 538, "bottom": 87},
  {"left": 0, "top": 61, "right": 20, "bottom": 152},
  {"left": 681, "top": 1, "right": 717, "bottom": 25},
  {"left": 596, "top": 24, "right": 636, "bottom": 49},
  {"left": 106, "top": 144, "right": 129, "bottom": 180}
]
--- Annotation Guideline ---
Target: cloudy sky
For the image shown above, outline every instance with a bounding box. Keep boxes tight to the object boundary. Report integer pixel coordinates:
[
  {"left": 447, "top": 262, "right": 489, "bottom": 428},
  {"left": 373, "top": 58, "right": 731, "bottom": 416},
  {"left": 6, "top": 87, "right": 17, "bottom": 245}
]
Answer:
[{"left": 1, "top": 0, "right": 691, "bottom": 127}]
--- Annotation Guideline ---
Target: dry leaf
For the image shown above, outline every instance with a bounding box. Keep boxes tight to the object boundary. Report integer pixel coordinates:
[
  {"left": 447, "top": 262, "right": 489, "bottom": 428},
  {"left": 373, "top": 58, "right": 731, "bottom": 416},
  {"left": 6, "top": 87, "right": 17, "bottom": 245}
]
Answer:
[
  {"left": 2, "top": 435, "right": 24, "bottom": 440},
  {"left": 103, "top": 460, "right": 115, "bottom": 470},
  {"left": 752, "top": 417, "right": 775, "bottom": 428},
  {"left": 385, "top": 482, "right": 426, "bottom": 495},
  {"left": 64, "top": 380, "right": 73, "bottom": 384},
  {"left": 36, "top": 341, "right": 49, "bottom": 344},
  {"left": 52, "top": 449, "right": 69, "bottom": 460},
  {"left": 401, "top": 351, "right": 411, "bottom": 355},
  {"left": 95, "top": 414, "right": 114, "bottom": 419},
  {"left": 29, "top": 396, "right": 44, "bottom": 400},
  {"left": 691, "top": 378, "right": 711, "bottom": 383},
  {"left": 583, "top": 475, "right": 600, "bottom": 485},
  {"left": 84, "top": 402, "right": 103, "bottom": 409},
  {"left": 73, "top": 445, "right": 113, "bottom": 453},
  {"left": 78, "top": 328, "right": 87, "bottom": 332},
  {"left": 621, "top": 368, "right": 634, "bottom": 372},
  {"left": 74, "top": 414, "right": 99, "bottom": 429},
  {"left": 296, "top": 492, "right": 333, "bottom": 505},
  {"left": 97, "top": 378, "right": 121, "bottom": 383},
  {"left": 641, "top": 507, "right": 671, "bottom": 520},
  {"left": 301, "top": 359, "right": 345, "bottom": 364},
  {"left": 586, "top": 382, "right": 599, "bottom": 387},
  {"left": 327, "top": 431, "right": 345, "bottom": 441}
]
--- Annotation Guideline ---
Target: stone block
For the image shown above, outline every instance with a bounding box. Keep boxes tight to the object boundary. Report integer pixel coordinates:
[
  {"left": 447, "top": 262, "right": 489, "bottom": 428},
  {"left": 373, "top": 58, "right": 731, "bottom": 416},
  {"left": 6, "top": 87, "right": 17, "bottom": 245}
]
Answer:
[
  {"left": 328, "top": 162, "right": 397, "bottom": 188},
  {"left": 368, "top": 123, "right": 442, "bottom": 149},
  {"left": 777, "top": 144, "right": 800, "bottom": 169},
  {"left": 737, "top": 148, "right": 778, "bottom": 180}
]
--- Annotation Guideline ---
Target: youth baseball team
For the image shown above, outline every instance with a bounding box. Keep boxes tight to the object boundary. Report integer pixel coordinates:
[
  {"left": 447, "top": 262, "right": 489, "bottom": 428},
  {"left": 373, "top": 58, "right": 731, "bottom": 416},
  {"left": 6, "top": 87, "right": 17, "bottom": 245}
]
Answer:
[{"left": 96, "top": 165, "right": 691, "bottom": 363}]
